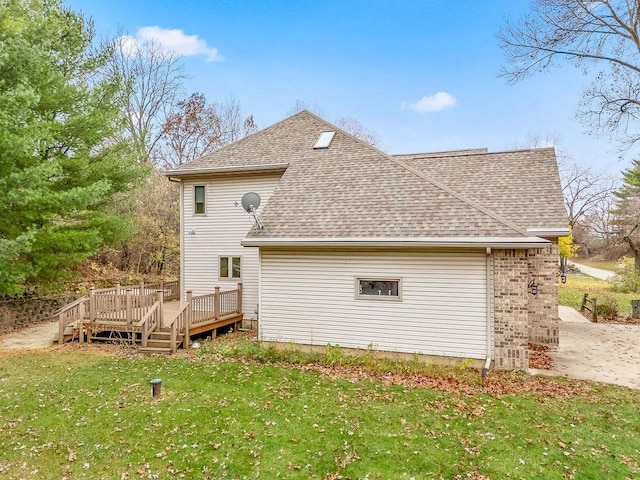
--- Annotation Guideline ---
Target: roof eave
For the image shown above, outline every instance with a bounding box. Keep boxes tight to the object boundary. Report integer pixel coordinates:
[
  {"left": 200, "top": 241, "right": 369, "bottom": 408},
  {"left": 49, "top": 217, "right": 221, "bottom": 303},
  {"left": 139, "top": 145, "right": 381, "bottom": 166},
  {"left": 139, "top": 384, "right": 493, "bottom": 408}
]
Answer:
[
  {"left": 164, "top": 163, "right": 289, "bottom": 178},
  {"left": 241, "top": 236, "right": 552, "bottom": 249}
]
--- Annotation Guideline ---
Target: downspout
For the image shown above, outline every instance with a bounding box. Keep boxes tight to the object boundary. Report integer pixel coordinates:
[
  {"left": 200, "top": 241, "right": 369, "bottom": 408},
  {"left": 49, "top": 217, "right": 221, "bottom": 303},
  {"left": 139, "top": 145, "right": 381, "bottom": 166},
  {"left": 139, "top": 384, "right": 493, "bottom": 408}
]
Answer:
[{"left": 482, "top": 247, "right": 493, "bottom": 378}]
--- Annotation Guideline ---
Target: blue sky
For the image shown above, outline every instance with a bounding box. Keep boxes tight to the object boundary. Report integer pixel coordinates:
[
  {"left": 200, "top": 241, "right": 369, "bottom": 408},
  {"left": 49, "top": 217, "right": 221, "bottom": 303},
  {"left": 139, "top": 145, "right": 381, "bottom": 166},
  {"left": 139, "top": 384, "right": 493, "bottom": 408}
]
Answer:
[{"left": 67, "top": 0, "right": 632, "bottom": 177}]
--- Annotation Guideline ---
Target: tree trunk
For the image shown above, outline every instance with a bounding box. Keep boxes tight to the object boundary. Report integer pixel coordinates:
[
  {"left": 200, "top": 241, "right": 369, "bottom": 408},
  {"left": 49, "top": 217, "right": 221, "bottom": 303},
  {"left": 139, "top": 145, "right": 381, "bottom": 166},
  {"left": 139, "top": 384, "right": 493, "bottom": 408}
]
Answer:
[{"left": 623, "top": 236, "right": 640, "bottom": 273}]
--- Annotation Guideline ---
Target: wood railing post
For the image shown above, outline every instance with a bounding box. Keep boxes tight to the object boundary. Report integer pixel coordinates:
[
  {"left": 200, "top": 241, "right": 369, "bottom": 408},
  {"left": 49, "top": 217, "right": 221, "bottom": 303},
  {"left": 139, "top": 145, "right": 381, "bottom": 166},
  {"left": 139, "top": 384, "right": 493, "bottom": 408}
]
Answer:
[
  {"left": 89, "top": 285, "right": 96, "bottom": 321},
  {"left": 214, "top": 286, "right": 221, "bottom": 320},
  {"left": 58, "top": 312, "right": 64, "bottom": 344},
  {"left": 157, "top": 289, "right": 164, "bottom": 329},
  {"left": 115, "top": 282, "right": 121, "bottom": 313},
  {"left": 126, "top": 288, "right": 133, "bottom": 324},
  {"left": 159, "top": 281, "right": 164, "bottom": 302},
  {"left": 177, "top": 278, "right": 181, "bottom": 301},
  {"left": 185, "top": 290, "right": 192, "bottom": 349},
  {"left": 237, "top": 282, "right": 243, "bottom": 314},
  {"left": 140, "top": 280, "right": 145, "bottom": 296}
]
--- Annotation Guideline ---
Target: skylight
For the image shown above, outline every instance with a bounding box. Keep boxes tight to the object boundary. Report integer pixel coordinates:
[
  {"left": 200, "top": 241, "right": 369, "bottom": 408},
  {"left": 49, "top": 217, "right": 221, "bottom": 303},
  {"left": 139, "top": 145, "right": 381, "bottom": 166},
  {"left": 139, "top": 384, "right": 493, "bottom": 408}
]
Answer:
[{"left": 313, "top": 131, "right": 336, "bottom": 149}]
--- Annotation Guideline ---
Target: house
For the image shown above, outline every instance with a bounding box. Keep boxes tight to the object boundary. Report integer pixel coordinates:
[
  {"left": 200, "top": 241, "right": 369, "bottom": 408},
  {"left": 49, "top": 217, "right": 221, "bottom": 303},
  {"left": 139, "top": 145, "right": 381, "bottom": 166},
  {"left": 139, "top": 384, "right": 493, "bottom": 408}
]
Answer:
[{"left": 165, "top": 111, "right": 568, "bottom": 370}]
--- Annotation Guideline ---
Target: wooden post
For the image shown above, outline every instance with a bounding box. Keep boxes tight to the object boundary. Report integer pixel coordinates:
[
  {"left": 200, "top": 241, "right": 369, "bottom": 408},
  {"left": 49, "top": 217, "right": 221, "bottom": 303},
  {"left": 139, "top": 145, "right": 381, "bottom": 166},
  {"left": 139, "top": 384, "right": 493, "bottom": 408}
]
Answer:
[
  {"left": 115, "top": 282, "right": 121, "bottom": 313},
  {"left": 184, "top": 290, "right": 192, "bottom": 349},
  {"left": 159, "top": 281, "right": 164, "bottom": 302},
  {"left": 157, "top": 289, "right": 164, "bottom": 329},
  {"left": 214, "top": 286, "right": 221, "bottom": 320},
  {"left": 170, "top": 322, "right": 177, "bottom": 354},
  {"left": 177, "top": 278, "right": 181, "bottom": 301},
  {"left": 126, "top": 288, "right": 133, "bottom": 324},
  {"left": 593, "top": 298, "right": 598, "bottom": 323},
  {"left": 89, "top": 285, "right": 96, "bottom": 321},
  {"left": 237, "top": 282, "right": 243, "bottom": 314},
  {"left": 140, "top": 280, "right": 145, "bottom": 296},
  {"left": 58, "top": 312, "right": 64, "bottom": 345}
]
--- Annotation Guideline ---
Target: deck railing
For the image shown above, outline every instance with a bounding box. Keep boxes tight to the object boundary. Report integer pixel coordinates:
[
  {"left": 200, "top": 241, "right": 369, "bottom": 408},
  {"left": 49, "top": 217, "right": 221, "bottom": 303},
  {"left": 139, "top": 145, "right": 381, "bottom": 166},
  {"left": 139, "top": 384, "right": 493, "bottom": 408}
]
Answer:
[
  {"left": 139, "top": 298, "right": 163, "bottom": 347},
  {"left": 57, "top": 297, "right": 89, "bottom": 344},
  {"left": 57, "top": 279, "right": 178, "bottom": 343},
  {"left": 89, "top": 287, "right": 157, "bottom": 323},
  {"left": 167, "top": 283, "right": 242, "bottom": 351}
]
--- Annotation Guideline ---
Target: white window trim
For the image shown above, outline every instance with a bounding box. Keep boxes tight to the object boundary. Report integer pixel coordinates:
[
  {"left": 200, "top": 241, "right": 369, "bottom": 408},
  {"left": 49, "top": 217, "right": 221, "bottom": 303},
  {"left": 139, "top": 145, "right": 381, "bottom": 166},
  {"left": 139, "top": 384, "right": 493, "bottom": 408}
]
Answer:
[
  {"left": 355, "top": 277, "right": 402, "bottom": 301},
  {"left": 194, "top": 185, "right": 206, "bottom": 215},
  {"left": 219, "top": 255, "right": 242, "bottom": 280}
]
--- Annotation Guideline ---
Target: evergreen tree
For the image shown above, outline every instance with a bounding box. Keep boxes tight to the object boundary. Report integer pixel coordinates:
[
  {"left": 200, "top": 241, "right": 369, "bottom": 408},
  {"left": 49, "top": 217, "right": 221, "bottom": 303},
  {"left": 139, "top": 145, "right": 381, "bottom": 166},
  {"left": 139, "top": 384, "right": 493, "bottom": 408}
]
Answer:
[
  {"left": 0, "top": 0, "right": 145, "bottom": 294},
  {"left": 614, "top": 160, "right": 640, "bottom": 271}
]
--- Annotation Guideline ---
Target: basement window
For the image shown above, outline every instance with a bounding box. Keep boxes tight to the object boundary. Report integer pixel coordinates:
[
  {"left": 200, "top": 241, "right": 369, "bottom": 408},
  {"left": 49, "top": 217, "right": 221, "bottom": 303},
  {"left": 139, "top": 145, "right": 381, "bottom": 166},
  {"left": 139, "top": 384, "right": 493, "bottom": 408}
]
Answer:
[{"left": 355, "top": 277, "right": 402, "bottom": 301}]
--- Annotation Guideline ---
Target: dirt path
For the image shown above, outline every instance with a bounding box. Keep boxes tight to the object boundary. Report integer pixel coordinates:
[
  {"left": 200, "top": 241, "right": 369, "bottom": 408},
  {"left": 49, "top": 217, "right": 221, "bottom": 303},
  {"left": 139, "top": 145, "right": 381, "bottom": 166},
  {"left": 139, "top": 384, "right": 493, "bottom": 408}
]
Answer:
[{"left": 0, "top": 321, "right": 58, "bottom": 351}]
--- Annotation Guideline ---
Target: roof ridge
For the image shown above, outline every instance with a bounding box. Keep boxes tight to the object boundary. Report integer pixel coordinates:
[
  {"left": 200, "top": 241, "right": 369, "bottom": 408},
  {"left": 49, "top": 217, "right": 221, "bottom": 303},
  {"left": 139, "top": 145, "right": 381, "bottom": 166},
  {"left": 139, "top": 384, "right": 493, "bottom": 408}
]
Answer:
[
  {"left": 390, "top": 156, "right": 531, "bottom": 237},
  {"left": 398, "top": 146, "right": 556, "bottom": 160},
  {"left": 302, "top": 111, "right": 530, "bottom": 237}
]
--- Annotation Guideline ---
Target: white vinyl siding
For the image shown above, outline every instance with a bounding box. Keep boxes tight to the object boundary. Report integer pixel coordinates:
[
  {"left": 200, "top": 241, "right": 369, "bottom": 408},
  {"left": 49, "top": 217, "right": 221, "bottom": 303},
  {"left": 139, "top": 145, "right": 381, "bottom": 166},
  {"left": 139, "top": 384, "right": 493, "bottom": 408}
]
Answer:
[
  {"left": 182, "top": 173, "right": 282, "bottom": 318},
  {"left": 260, "top": 250, "right": 490, "bottom": 359}
]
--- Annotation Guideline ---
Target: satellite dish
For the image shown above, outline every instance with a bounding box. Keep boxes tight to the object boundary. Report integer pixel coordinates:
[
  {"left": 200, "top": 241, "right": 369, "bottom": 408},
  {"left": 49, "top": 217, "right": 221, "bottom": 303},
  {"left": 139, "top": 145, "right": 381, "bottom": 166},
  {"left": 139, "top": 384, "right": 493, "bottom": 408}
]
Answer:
[{"left": 241, "top": 192, "right": 261, "bottom": 213}]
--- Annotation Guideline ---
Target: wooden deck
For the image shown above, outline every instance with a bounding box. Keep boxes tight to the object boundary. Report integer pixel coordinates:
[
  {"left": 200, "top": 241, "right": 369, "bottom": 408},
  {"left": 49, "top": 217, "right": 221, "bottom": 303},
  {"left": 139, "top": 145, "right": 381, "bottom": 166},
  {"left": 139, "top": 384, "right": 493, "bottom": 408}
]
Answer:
[{"left": 56, "top": 282, "right": 243, "bottom": 353}]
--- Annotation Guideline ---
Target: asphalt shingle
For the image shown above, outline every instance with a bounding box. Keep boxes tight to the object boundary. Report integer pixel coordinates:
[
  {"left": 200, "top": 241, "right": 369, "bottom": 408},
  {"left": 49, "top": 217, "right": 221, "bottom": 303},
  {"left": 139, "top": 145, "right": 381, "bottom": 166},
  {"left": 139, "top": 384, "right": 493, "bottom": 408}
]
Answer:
[{"left": 167, "top": 111, "right": 568, "bottom": 240}]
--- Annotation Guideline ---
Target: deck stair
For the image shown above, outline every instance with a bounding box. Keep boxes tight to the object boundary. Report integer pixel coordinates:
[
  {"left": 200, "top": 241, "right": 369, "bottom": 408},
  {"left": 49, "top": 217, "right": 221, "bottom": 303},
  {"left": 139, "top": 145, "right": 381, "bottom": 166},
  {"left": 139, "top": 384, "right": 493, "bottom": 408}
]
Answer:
[
  {"left": 139, "top": 330, "right": 183, "bottom": 354},
  {"left": 55, "top": 281, "right": 243, "bottom": 354}
]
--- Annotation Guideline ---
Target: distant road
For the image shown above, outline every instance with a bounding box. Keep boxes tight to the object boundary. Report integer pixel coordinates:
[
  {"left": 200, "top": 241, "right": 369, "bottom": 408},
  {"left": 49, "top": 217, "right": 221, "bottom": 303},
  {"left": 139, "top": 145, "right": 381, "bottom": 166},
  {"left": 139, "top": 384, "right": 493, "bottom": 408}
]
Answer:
[{"left": 570, "top": 262, "right": 616, "bottom": 281}]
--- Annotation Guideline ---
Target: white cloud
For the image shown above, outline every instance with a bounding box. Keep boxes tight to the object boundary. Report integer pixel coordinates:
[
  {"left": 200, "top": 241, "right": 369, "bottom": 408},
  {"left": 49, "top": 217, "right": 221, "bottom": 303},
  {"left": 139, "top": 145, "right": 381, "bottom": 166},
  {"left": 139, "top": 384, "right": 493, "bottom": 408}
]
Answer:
[
  {"left": 119, "top": 26, "right": 223, "bottom": 62},
  {"left": 404, "top": 92, "right": 457, "bottom": 113}
]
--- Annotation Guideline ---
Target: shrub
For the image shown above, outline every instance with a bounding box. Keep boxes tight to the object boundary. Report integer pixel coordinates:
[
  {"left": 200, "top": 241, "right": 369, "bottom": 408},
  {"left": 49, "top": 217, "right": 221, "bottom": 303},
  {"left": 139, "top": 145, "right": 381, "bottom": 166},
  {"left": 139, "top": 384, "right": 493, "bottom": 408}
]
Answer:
[
  {"left": 595, "top": 295, "right": 620, "bottom": 318},
  {"left": 611, "top": 263, "right": 640, "bottom": 293}
]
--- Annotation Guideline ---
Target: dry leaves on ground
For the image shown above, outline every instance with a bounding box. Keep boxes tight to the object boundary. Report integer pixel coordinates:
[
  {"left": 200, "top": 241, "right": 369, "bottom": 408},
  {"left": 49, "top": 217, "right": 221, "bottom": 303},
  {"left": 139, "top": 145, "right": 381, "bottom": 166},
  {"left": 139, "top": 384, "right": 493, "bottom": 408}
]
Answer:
[{"left": 529, "top": 343, "right": 554, "bottom": 370}]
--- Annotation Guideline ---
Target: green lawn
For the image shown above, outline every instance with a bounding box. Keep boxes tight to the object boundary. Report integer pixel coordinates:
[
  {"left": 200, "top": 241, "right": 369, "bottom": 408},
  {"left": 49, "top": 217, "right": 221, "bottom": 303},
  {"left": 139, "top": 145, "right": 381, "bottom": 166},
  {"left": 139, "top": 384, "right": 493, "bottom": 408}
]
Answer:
[
  {"left": 1, "top": 345, "right": 639, "bottom": 479},
  {"left": 559, "top": 274, "right": 638, "bottom": 316}
]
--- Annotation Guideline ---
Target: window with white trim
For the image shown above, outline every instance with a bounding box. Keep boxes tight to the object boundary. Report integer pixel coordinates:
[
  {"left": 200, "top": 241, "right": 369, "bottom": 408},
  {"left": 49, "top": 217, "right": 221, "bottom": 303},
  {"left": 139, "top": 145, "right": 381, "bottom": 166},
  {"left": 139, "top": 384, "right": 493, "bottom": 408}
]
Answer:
[
  {"left": 219, "top": 256, "right": 241, "bottom": 279},
  {"left": 355, "top": 277, "right": 402, "bottom": 300},
  {"left": 194, "top": 185, "right": 206, "bottom": 214}
]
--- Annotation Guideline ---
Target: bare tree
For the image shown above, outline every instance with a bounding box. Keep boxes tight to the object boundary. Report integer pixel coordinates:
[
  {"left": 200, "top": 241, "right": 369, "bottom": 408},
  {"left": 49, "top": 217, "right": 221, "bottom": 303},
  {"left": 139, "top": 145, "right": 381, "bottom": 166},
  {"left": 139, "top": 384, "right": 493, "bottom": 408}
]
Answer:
[
  {"left": 287, "top": 100, "right": 382, "bottom": 147},
  {"left": 111, "top": 37, "right": 186, "bottom": 162},
  {"left": 560, "top": 162, "right": 616, "bottom": 229},
  {"left": 157, "top": 93, "right": 257, "bottom": 169},
  {"left": 499, "top": 0, "right": 640, "bottom": 146},
  {"left": 334, "top": 117, "right": 382, "bottom": 148}
]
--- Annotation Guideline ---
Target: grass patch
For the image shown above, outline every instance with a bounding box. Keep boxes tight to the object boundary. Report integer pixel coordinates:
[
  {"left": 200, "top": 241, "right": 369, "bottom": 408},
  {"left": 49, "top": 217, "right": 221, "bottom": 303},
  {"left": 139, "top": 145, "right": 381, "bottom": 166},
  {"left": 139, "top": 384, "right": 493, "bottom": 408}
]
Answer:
[
  {"left": 0, "top": 344, "right": 639, "bottom": 479},
  {"left": 559, "top": 274, "right": 638, "bottom": 317}
]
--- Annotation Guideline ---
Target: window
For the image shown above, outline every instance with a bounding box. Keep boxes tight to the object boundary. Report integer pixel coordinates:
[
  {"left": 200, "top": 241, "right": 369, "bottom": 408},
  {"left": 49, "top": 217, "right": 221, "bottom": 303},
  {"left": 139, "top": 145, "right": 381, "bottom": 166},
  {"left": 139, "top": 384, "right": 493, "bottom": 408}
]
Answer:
[
  {"left": 355, "top": 277, "right": 401, "bottom": 300},
  {"left": 194, "top": 185, "right": 205, "bottom": 214},
  {"left": 220, "top": 256, "right": 241, "bottom": 279}
]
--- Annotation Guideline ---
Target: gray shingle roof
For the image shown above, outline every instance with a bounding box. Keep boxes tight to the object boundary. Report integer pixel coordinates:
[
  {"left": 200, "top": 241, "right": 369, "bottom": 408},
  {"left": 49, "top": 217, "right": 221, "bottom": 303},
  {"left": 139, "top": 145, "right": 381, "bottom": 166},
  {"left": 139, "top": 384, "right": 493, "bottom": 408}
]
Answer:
[
  {"left": 395, "top": 149, "right": 568, "bottom": 230},
  {"left": 169, "top": 111, "right": 568, "bottom": 241}
]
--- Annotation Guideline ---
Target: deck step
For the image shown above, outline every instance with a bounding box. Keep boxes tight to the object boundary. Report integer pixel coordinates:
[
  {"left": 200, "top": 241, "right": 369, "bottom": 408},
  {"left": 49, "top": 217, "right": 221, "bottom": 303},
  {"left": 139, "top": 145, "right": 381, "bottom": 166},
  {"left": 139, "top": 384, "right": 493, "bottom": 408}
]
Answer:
[{"left": 139, "top": 346, "right": 172, "bottom": 354}]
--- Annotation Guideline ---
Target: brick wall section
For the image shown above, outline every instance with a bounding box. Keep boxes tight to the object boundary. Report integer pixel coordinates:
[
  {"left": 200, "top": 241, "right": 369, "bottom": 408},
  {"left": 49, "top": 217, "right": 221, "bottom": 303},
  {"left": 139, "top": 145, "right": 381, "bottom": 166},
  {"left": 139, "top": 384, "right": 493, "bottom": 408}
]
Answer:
[
  {"left": 0, "top": 295, "right": 78, "bottom": 336},
  {"left": 493, "top": 249, "right": 529, "bottom": 370},
  {"left": 527, "top": 238, "right": 560, "bottom": 347}
]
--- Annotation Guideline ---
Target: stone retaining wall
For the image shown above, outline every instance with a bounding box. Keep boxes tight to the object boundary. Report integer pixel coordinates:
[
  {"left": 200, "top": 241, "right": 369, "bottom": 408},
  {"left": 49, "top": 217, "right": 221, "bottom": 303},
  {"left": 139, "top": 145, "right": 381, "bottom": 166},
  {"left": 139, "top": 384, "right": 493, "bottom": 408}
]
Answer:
[{"left": 0, "top": 294, "right": 79, "bottom": 336}]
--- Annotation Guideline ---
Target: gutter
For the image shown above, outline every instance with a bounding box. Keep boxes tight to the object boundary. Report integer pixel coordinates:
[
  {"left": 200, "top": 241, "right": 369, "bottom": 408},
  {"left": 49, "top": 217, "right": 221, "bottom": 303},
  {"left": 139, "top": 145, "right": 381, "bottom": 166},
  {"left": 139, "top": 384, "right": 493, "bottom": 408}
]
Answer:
[
  {"left": 241, "top": 236, "right": 551, "bottom": 249},
  {"left": 163, "top": 163, "right": 289, "bottom": 178}
]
